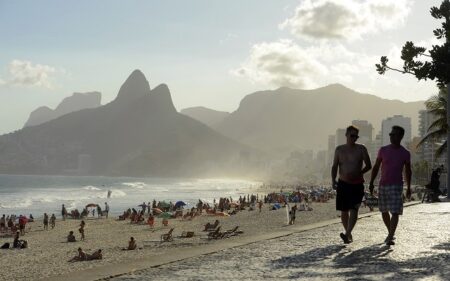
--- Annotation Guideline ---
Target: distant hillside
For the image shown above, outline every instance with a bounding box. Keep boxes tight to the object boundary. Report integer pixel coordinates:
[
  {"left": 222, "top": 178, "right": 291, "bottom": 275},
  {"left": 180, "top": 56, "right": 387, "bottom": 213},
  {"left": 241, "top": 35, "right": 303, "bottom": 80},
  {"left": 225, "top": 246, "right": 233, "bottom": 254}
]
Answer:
[
  {"left": 214, "top": 84, "right": 425, "bottom": 153},
  {"left": 24, "top": 92, "right": 101, "bottom": 127},
  {"left": 0, "top": 70, "right": 260, "bottom": 177},
  {"left": 180, "top": 106, "right": 230, "bottom": 127}
]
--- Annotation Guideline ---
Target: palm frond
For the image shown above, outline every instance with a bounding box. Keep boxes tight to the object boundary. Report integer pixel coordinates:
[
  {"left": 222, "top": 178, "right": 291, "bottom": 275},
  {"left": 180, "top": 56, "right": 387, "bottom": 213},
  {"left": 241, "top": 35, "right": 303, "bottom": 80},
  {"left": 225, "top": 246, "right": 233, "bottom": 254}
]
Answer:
[
  {"left": 417, "top": 128, "right": 447, "bottom": 147},
  {"left": 428, "top": 118, "right": 448, "bottom": 132},
  {"left": 435, "top": 140, "right": 447, "bottom": 157},
  {"left": 419, "top": 87, "right": 448, "bottom": 157}
]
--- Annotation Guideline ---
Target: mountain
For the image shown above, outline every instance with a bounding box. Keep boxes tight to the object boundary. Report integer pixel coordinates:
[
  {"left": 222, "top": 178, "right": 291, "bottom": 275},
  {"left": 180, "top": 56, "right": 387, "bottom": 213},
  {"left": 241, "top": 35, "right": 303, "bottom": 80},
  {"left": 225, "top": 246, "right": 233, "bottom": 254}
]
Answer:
[
  {"left": 214, "top": 84, "right": 425, "bottom": 153},
  {"left": 24, "top": 91, "right": 102, "bottom": 127},
  {"left": 180, "top": 107, "right": 230, "bottom": 127},
  {"left": 0, "top": 70, "right": 259, "bottom": 177}
]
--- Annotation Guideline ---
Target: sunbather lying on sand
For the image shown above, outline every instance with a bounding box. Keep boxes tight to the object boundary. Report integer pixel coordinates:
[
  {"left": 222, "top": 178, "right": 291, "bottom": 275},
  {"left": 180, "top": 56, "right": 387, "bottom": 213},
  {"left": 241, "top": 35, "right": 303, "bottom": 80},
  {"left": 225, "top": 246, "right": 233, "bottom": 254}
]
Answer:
[
  {"left": 68, "top": 247, "right": 87, "bottom": 262},
  {"left": 87, "top": 249, "right": 102, "bottom": 260}
]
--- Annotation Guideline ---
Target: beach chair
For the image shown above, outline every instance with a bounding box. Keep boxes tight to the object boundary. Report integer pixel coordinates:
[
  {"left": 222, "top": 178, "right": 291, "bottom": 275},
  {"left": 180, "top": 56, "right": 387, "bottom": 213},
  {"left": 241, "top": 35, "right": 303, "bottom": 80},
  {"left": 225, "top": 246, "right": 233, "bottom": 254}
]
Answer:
[
  {"left": 222, "top": 226, "right": 243, "bottom": 238},
  {"left": 207, "top": 226, "right": 222, "bottom": 239},
  {"left": 204, "top": 220, "right": 219, "bottom": 232},
  {"left": 179, "top": 231, "right": 195, "bottom": 238},
  {"left": 160, "top": 228, "right": 174, "bottom": 242}
]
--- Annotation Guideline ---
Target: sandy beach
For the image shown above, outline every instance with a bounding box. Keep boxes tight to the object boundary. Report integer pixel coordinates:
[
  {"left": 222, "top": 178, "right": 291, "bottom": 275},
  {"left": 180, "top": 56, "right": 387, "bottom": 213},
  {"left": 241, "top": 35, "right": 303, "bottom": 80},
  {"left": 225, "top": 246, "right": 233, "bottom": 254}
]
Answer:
[{"left": 0, "top": 197, "right": 376, "bottom": 281}]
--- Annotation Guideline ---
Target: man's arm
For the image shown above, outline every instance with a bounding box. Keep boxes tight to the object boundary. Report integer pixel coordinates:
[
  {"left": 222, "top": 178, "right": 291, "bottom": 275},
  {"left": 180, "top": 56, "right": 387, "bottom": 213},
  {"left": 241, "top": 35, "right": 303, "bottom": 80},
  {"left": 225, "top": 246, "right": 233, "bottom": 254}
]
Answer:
[
  {"left": 405, "top": 161, "right": 412, "bottom": 199},
  {"left": 360, "top": 146, "right": 372, "bottom": 175},
  {"left": 369, "top": 158, "right": 382, "bottom": 194},
  {"left": 331, "top": 147, "right": 339, "bottom": 188}
]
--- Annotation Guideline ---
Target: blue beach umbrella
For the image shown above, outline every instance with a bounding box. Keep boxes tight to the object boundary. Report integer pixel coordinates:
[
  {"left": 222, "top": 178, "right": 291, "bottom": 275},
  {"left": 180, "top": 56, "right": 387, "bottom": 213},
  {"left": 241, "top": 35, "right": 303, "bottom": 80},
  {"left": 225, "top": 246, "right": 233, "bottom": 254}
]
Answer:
[{"left": 175, "top": 201, "right": 186, "bottom": 208}]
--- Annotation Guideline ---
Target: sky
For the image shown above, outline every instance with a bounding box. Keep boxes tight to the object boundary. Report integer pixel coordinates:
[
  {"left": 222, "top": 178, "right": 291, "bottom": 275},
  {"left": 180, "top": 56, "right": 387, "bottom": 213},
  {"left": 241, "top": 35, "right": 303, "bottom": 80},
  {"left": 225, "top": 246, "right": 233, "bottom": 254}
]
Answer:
[{"left": 0, "top": 0, "right": 444, "bottom": 134}]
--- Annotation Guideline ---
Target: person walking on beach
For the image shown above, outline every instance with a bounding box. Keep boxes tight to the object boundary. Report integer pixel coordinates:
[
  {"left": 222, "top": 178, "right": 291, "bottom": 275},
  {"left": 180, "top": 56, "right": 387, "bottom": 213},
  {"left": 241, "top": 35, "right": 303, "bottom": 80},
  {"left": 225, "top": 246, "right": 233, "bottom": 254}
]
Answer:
[
  {"left": 104, "top": 202, "right": 109, "bottom": 218},
  {"left": 289, "top": 205, "right": 297, "bottom": 225},
  {"left": 43, "top": 213, "right": 49, "bottom": 230},
  {"left": 18, "top": 215, "right": 26, "bottom": 235},
  {"left": 62, "top": 204, "right": 67, "bottom": 221},
  {"left": 79, "top": 220, "right": 85, "bottom": 241},
  {"left": 0, "top": 214, "right": 6, "bottom": 232},
  {"left": 50, "top": 214, "right": 56, "bottom": 229},
  {"left": 331, "top": 125, "right": 372, "bottom": 244},
  {"left": 369, "top": 125, "right": 411, "bottom": 246}
]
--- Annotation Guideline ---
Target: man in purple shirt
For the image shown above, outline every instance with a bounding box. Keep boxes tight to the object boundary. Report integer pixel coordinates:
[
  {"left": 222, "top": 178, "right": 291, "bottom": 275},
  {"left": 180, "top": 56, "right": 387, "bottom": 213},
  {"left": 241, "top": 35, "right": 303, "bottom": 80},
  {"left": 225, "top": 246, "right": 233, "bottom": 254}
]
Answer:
[{"left": 369, "top": 125, "right": 412, "bottom": 246}]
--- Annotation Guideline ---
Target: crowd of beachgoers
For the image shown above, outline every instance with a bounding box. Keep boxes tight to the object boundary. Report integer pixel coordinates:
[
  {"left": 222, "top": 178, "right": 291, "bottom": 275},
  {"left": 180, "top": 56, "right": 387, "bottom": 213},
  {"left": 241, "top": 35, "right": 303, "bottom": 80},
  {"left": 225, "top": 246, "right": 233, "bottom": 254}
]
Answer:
[{"left": 0, "top": 183, "right": 387, "bottom": 280}]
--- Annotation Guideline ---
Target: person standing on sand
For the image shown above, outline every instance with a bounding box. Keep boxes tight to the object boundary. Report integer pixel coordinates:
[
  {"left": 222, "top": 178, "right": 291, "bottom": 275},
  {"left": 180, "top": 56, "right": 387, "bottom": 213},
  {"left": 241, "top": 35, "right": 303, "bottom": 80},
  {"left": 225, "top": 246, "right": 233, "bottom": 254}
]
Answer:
[
  {"left": 50, "top": 214, "right": 56, "bottom": 229},
  {"left": 43, "top": 213, "right": 49, "bottom": 230},
  {"left": 0, "top": 214, "right": 5, "bottom": 232},
  {"left": 331, "top": 125, "right": 372, "bottom": 244},
  {"left": 79, "top": 220, "right": 85, "bottom": 241},
  {"left": 104, "top": 202, "right": 109, "bottom": 218},
  {"left": 62, "top": 204, "right": 67, "bottom": 221},
  {"left": 369, "top": 125, "right": 411, "bottom": 246},
  {"left": 289, "top": 205, "right": 297, "bottom": 225}
]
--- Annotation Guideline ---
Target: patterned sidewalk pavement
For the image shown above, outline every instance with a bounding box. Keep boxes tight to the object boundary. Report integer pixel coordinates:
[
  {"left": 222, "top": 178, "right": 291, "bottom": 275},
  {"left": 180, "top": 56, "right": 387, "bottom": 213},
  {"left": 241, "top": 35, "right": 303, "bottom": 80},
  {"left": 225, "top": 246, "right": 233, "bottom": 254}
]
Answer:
[{"left": 112, "top": 202, "right": 450, "bottom": 281}]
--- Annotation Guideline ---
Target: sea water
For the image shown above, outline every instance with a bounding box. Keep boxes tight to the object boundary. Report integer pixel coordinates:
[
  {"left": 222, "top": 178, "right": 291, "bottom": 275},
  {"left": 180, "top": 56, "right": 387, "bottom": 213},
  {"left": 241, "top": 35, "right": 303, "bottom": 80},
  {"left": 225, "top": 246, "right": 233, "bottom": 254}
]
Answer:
[{"left": 0, "top": 174, "right": 260, "bottom": 218}]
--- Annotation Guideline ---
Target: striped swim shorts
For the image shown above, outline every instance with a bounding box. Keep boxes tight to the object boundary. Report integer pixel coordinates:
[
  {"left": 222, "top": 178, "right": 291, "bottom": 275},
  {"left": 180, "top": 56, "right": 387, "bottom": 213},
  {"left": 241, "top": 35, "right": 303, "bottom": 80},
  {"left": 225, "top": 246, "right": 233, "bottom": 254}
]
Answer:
[{"left": 378, "top": 185, "right": 404, "bottom": 215}]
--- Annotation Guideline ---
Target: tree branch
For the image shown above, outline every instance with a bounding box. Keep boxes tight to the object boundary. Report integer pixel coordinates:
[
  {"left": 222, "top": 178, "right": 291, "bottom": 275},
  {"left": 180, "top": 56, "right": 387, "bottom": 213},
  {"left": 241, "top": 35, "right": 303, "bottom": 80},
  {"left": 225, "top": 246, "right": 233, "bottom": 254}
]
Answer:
[{"left": 385, "top": 65, "right": 416, "bottom": 75}]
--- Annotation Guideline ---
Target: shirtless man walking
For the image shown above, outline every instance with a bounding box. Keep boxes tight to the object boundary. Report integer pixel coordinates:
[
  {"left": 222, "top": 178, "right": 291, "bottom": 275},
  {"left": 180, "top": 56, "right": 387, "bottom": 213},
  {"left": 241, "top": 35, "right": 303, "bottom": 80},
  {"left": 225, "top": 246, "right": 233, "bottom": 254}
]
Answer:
[{"left": 332, "top": 125, "right": 372, "bottom": 244}]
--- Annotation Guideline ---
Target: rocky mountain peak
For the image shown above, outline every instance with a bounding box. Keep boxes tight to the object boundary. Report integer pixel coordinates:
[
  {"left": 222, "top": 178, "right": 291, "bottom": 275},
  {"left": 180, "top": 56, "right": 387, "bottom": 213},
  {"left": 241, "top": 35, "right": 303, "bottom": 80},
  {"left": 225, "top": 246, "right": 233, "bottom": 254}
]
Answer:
[
  {"left": 150, "top": 83, "right": 176, "bottom": 112},
  {"left": 115, "top": 69, "right": 151, "bottom": 102}
]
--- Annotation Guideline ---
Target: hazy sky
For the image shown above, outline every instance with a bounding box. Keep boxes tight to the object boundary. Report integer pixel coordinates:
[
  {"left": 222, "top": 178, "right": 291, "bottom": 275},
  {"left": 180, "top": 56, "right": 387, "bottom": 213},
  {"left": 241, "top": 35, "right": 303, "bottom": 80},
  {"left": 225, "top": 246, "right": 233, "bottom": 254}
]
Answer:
[{"left": 0, "top": 0, "right": 444, "bottom": 134}]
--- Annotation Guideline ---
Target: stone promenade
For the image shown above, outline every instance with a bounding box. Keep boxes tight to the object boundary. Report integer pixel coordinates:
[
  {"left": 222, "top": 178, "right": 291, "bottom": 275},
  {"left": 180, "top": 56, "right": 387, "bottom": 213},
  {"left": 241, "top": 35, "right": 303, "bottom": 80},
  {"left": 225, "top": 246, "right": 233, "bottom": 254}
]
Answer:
[{"left": 112, "top": 202, "right": 450, "bottom": 281}]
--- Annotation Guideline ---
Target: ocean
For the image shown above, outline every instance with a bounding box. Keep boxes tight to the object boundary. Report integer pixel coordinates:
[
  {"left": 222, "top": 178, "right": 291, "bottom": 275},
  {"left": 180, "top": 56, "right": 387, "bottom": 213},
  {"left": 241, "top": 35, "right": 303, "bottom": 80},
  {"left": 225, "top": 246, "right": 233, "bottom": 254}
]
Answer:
[{"left": 0, "top": 174, "right": 260, "bottom": 218}]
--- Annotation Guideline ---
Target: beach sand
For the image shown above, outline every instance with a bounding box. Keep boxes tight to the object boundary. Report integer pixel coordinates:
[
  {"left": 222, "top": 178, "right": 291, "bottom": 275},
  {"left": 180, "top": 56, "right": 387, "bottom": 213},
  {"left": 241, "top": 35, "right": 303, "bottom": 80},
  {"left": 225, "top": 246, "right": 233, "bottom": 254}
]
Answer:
[{"left": 0, "top": 201, "right": 373, "bottom": 280}]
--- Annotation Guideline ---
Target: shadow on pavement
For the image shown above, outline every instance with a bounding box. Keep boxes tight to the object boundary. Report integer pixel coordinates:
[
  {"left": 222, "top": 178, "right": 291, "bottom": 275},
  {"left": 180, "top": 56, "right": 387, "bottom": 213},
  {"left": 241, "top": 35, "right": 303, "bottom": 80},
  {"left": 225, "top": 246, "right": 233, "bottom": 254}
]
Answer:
[{"left": 270, "top": 242, "right": 450, "bottom": 280}]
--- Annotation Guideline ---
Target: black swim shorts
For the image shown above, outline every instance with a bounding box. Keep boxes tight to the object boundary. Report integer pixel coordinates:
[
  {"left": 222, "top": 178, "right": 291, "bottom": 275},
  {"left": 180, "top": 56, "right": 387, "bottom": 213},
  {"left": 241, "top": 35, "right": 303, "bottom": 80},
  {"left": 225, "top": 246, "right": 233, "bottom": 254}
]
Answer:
[{"left": 336, "top": 180, "right": 365, "bottom": 211}]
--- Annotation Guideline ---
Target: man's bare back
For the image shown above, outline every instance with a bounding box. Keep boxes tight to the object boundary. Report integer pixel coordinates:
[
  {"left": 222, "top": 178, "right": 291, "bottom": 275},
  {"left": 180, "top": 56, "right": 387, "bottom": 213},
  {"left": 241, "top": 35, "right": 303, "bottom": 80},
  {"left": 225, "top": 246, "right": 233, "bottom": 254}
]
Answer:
[{"left": 334, "top": 144, "right": 370, "bottom": 184}]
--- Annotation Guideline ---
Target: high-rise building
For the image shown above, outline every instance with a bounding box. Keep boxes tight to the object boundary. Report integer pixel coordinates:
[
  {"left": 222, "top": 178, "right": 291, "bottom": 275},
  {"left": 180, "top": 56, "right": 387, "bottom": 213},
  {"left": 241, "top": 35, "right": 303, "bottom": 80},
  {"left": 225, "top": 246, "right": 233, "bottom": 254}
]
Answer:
[
  {"left": 335, "top": 128, "right": 346, "bottom": 147},
  {"left": 418, "top": 109, "right": 446, "bottom": 167},
  {"left": 381, "top": 115, "right": 411, "bottom": 146},
  {"left": 316, "top": 150, "right": 327, "bottom": 168},
  {"left": 327, "top": 135, "right": 336, "bottom": 165},
  {"left": 371, "top": 131, "right": 382, "bottom": 160},
  {"left": 351, "top": 120, "right": 373, "bottom": 146},
  {"left": 419, "top": 110, "right": 436, "bottom": 138}
]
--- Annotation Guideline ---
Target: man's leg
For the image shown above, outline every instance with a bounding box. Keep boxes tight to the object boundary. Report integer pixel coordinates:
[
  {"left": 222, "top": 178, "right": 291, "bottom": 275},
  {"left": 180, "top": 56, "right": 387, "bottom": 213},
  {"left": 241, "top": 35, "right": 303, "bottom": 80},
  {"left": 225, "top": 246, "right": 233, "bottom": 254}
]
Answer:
[
  {"left": 345, "top": 208, "right": 359, "bottom": 239},
  {"left": 341, "top": 211, "right": 349, "bottom": 230},
  {"left": 388, "top": 213, "right": 399, "bottom": 240},
  {"left": 382, "top": 212, "right": 391, "bottom": 231}
]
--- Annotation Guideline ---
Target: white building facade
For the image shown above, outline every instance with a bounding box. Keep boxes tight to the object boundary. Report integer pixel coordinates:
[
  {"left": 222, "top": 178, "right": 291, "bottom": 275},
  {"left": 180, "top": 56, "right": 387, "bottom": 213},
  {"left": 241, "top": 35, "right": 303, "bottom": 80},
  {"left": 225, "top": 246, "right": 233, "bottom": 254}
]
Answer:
[{"left": 381, "top": 115, "right": 412, "bottom": 146}]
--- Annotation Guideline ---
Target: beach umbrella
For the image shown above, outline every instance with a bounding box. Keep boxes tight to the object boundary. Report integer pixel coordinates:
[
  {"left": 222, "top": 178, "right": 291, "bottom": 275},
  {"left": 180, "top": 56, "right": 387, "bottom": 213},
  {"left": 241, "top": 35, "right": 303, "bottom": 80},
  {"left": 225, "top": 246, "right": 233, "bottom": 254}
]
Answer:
[
  {"left": 175, "top": 201, "right": 186, "bottom": 208},
  {"left": 152, "top": 208, "right": 163, "bottom": 214},
  {"left": 85, "top": 203, "right": 98, "bottom": 208},
  {"left": 158, "top": 212, "right": 173, "bottom": 219}
]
